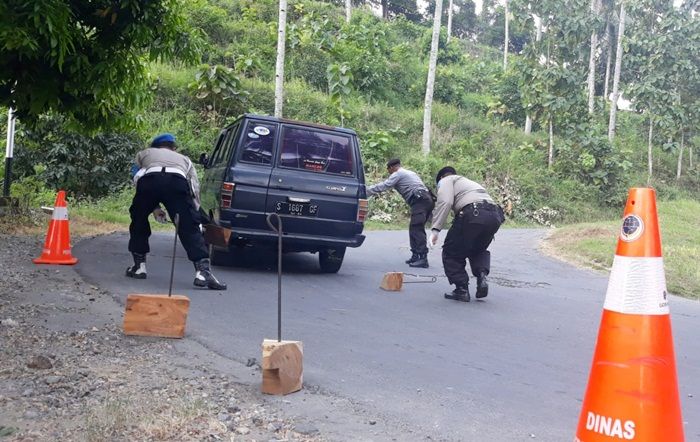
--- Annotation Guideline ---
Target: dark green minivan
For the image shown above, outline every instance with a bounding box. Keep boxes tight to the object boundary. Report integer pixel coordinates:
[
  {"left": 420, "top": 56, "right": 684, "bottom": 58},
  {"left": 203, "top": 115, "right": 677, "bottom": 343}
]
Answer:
[{"left": 199, "top": 114, "right": 368, "bottom": 273}]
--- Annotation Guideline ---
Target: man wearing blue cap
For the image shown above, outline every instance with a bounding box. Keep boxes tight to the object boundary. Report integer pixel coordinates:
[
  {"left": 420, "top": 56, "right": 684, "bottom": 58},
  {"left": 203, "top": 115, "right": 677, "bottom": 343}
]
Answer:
[{"left": 126, "top": 133, "right": 227, "bottom": 290}]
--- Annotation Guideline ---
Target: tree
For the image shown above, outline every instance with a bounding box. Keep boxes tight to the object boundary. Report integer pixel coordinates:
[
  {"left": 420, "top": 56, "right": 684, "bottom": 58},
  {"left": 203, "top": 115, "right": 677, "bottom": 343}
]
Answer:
[
  {"left": 586, "top": 0, "right": 602, "bottom": 113},
  {"left": 0, "top": 0, "right": 201, "bottom": 131},
  {"left": 607, "top": 1, "right": 626, "bottom": 141},
  {"left": 447, "top": 0, "right": 454, "bottom": 42},
  {"left": 346, "top": 0, "right": 352, "bottom": 23},
  {"left": 503, "top": 0, "right": 509, "bottom": 70},
  {"left": 422, "top": 0, "right": 444, "bottom": 155},
  {"left": 274, "top": 0, "right": 288, "bottom": 117}
]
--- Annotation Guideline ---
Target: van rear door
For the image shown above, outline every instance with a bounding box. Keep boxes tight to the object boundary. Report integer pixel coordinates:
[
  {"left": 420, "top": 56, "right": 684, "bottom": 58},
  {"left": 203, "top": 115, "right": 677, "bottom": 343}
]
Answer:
[
  {"left": 222, "top": 119, "right": 279, "bottom": 231},
  {"left": 266, "top": 124, "right": 361, "bottom": 240}
]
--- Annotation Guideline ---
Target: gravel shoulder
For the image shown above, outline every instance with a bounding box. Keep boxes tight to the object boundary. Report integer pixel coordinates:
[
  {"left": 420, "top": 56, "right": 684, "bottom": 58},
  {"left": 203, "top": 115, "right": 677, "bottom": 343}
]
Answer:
[{"left": 0, "top": 234, "right": 404, "bottom": 441}]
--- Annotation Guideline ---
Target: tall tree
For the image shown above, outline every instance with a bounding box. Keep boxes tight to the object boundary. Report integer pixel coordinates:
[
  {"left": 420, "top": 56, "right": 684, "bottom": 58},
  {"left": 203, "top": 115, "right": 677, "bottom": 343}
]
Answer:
[
  {"left": 422, "top": 0, "right": 444, "bottom": 155},
  {"left": 447, "top": 0, "right": 455, "bottom": 42},
  {"left": 346, "top": 0, "right": 352, "bottom": 23},
  {"left": 0, "top": 0, "right": 201, "bottom": 131},
  {"left": 274, "top": 0, "right": 288, "bottom": 117},
  {"left": 607, "top": 1, "right": 626, "bottom": 141},
  {"left": 586, "top": 0, "right": 602, "bottom": 113},
  {"left": 503, "top": 0, "right": 510, "bottom": 70}
]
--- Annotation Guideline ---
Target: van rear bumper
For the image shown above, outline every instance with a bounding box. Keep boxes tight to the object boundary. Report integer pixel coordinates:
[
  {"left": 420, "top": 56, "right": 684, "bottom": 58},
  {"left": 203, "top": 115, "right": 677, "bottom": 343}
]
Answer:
[{"left": 222, "top": 226, "right": 365, "bottom": 250}]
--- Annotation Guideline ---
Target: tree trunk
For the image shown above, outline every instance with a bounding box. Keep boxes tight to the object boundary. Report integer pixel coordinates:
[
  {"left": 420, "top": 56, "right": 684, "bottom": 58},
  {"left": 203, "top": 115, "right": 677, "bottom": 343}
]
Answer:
[
  {"left": 587, "top": 0, "right": 601, "bottom": 114},
  {"left": 647, "top": 114, "right": 653, "bottom": 179},
  {"left": 274, "top": 0, "right": 288, "bottom": 118},
  {"left": 382, "top": 0, "right": 388, "bottom": 19},
  {"left": 690, "top": 146, "right": 694, "bottom": 170},
  {"left": 603, "top": 20, "right": 612, "bottom": 100},
  {"left": 676, "top": 131, "right": 684, "bottom": 180},
  {"left": 608, "top": 2, "right": 626, "bottom": 142},
  {"left": 525, "top": 15, "right": 541, "bottom": 134},
  {"left": 503, "top": 0, "right": 509, "bottom": 71},
  {"left": 548, "top": 116, "right": 554, "bottom": 168},
  {"left": 447, "top": 0, "right": 454, "bottom": 42},
  {"left": 345, "top": 0, "right": 351, "bottom": 23},
  {"left": 422, "top": 0, "right": 444, "bottom": 155}
]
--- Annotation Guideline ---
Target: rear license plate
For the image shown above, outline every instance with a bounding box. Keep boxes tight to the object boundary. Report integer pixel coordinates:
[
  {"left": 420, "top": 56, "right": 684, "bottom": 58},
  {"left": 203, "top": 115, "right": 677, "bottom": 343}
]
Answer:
[{"left": 275, "top": 202, "right": 318, "bottom": 217}]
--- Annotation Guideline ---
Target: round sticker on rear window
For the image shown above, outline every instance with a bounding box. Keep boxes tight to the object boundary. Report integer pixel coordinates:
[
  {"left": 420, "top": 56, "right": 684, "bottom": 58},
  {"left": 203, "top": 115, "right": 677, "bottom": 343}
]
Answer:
[
  {"left": 253, "top": 126, "right": 270, "bottom": 136},
  {"left": 247, "top": 132, "right": 259, "bottom": 139}
]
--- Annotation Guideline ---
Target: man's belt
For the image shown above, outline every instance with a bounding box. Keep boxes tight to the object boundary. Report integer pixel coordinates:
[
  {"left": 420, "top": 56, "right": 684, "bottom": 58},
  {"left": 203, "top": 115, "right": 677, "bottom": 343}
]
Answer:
[
  {"left": 144, "top": 166, "right": 187, "bottom": 179},
  {"left": 459, "top": 200, "right": 497, "bottom": 214}
]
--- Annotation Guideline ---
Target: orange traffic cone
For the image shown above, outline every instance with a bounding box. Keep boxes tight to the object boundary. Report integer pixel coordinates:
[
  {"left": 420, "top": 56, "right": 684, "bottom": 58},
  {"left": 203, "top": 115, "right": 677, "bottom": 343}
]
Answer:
[
  {"left": 575, "top": 188, "right": 683, "bottom": 441},
  {"left": 33, "top": 190, "right": 78, "bottom": 265}
]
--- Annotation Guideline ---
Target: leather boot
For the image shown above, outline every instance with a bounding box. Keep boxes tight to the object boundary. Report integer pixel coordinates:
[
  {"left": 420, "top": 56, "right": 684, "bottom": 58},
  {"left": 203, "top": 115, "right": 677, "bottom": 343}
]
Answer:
[
  {"left": 408, "top": 253, "right": 429, "bottom": 268},
  {"left": 405, "top": 253, "right": 419, "bottom": 264},
  {"left": 193, "top": 258, "right": 227, "bottom": 290},
  {"left": 125, "top": 252, "right": 147, "bottom": 279},
  {"left": 444, "top": 284, "right": 470, "bottom": 302},
  {"left": 476, "top": 272, "right": 488, "bottom": 299}
]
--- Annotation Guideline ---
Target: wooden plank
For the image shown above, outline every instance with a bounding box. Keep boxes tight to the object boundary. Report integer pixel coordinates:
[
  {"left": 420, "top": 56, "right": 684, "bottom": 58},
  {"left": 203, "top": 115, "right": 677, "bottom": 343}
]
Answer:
[
  {"left": 380, "top": 272, "right": 403, "bottom": 291},
  {"left": 203, "top": 224, "right": 232, "bottom": 248},
  {"left": 261, "top": 339, "right": 303, "bottom": 395},
  {"left": 123, "top": 294, "right": 190, "bottom": 338}
]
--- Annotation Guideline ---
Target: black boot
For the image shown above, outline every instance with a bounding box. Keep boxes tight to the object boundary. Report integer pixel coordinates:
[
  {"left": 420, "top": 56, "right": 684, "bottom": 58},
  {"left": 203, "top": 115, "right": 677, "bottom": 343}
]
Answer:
[
  {"left": 405, "top": 253, "right": 419, "bottom": 264},
  {"left": 444, "top": 284, "right": 470, "bottom": 302},
  {"left": 125, "top": 253, "right": 147, "bottom": 279},
  {"left": 409, "top": 253, "right": 429, "bottom": 268},
  {"left": 476, "top": 272, "right": 488, "bottom": 299},
  {"left": 193, "top": 258, "right": 227, "bottom": 290}
]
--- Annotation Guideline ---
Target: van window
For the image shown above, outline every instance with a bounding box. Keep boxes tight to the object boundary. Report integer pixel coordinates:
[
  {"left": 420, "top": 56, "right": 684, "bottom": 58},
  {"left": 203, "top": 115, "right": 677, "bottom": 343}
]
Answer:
[
  {"left": 239, "top": 122, "right": 277, "bottom": 165},
  {"left": 210, "top": 125, "right": 238, "bottom": 166},
  {"left": 279, "top": 127, "right": 354, "bottom": 176}
]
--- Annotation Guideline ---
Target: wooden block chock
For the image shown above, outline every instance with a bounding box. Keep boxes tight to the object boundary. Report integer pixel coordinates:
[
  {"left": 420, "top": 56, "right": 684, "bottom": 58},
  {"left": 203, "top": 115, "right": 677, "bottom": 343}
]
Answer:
[
  {"left": 380, "top": 272, "right": 404, "bottom": 291},
  {"left": 123, "top": 294, "right": 190, "bottom": 338},
  {"left": 261, "top": 339, "right": 303, "bottom": 395}
]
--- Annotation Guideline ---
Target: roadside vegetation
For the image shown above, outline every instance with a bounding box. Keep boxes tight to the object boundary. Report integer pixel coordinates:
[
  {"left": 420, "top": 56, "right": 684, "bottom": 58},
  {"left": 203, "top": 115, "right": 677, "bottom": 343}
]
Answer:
[
  {"left": 544, "top": 199, "right": 700, "bottom": 299},
  {"left": 1, "top": 1, "right": 698, "bottom": 290}
]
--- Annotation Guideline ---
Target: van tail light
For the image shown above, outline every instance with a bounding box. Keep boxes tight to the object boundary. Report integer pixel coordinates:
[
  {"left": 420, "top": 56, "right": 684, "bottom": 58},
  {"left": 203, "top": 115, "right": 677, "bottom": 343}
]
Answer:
[
  {"left": 220, "top": 182, "right": 235, "bottom": 209},
  {"left": 357, "top": 198, "right": 369, "bottom": 222}
]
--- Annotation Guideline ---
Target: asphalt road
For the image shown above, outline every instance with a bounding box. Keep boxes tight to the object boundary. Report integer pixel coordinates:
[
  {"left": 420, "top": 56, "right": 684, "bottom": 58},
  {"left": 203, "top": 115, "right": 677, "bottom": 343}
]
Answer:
[{"left": 74, "top": 229, "right": 700, "bottom": 441}]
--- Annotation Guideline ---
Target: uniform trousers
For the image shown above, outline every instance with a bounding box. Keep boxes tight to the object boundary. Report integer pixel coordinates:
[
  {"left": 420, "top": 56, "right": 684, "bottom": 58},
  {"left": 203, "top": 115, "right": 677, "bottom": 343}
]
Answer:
[
  {"left": 408, "top": 191, "right": 435, "bottom": 256},
  {"left": 442, "top": 201, "right": 504, "bottom": 286},
  {"left": 128, "top": 172, "right": 208, "bottom": 262}
]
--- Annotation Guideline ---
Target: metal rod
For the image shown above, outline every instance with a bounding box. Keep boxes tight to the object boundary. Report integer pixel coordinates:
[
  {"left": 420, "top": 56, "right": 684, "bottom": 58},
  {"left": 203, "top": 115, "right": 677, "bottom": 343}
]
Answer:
[
  {"left": 402, "top": 273, "right": 438, "bottom": 284},
  {"left": 4, "top": 108, "right": 15, "bottom": 197},
  {"left": 168, "top": 213, "right": 180, "bottom": 297},
  {"left": 266, "top": 213, "right": 283, "bottom": 342}
]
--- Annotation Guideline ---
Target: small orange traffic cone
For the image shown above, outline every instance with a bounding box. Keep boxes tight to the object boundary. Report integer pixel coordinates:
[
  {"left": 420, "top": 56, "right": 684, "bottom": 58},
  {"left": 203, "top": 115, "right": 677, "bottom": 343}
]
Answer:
[
  {"left": 575, "top": 188, "right": 684, "bottom": 441},
  {"left": 33, "top": 190, "right": 78, "bottom": 265}
]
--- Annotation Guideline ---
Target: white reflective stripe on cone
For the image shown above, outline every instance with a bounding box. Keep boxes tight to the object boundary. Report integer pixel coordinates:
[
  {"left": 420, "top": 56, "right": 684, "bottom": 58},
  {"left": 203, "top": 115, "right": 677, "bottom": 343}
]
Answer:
[
  {"left": 52, "top": 207, "right": 68, "bottom": 220},
  {"left": 603, "top": 255, "right": 669, "bottom": 315}
]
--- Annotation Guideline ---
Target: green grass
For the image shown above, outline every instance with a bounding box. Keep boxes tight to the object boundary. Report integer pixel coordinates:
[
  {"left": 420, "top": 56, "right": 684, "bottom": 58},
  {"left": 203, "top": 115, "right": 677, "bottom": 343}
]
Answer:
[{"left": 545, "top": 199, "right": 700, "bottom": 300}]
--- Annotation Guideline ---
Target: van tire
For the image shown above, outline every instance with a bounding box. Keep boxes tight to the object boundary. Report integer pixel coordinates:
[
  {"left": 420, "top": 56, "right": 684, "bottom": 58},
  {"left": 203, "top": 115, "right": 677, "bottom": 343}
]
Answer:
[{"left": 319, "top": 247, "right": 346, "bottom": 273}]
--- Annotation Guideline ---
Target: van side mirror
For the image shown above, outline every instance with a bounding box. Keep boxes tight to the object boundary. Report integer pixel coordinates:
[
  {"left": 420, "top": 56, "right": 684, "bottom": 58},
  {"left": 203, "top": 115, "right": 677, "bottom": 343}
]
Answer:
[{"left": 199, "top": 153, "right": 209, "bottom": 167}]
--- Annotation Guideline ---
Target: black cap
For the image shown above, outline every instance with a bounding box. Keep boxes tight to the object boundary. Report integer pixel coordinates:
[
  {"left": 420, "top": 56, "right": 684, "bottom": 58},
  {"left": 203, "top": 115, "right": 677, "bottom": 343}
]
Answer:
[
  {"left": 436, "top": 166, "right": 456, "bottom": 184},
  {"left": 386, "top": 158, "right": 401, "bottom": 168}
]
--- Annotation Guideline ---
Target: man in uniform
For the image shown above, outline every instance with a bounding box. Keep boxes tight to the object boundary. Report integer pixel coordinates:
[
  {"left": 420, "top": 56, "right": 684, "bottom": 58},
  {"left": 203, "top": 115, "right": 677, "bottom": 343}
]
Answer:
[
  {"left": 367, "top": 158, "right": 434, "bottom": 268},
  {"left": 429, "top": 166, "right": 504, "bottom": 302},
  {"left": 126, "top": 133, "right": 227, "bottom": 290}
]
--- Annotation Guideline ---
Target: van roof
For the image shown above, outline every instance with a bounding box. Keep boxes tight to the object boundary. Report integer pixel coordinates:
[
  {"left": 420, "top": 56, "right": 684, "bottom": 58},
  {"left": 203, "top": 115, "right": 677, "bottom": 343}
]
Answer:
[{"left": 228, "top": 114, "right": 358, "bottom": 136}]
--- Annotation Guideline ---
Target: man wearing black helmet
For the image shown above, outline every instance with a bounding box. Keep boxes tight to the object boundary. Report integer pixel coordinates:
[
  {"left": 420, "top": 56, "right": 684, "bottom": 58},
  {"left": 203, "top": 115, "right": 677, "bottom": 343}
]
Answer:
[
  {"left": 367, "top": 158, "right": 435, "bottom": 268},
  {"left": 126, "top": 133, "right": 227, "bottom": 290},
  {"left": 429, "top": 166, "right": 504, "bottom": 302}
]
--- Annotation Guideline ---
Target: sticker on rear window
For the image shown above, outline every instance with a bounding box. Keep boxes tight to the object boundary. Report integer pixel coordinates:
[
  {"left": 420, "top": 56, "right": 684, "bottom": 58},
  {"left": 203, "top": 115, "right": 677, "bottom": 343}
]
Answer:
[
  {"left": 253, "top": 126, "right": 270, "bottom": 136},
  {"left": 247, "top": 132, "right": 259, "bottom": 139}
]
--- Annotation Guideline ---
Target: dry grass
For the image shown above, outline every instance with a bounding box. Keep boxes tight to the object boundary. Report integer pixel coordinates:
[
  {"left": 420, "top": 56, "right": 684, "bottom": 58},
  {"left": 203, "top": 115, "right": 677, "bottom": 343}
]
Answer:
[{"left": 84, "top": 396, "right": 220, "bottom": 442}]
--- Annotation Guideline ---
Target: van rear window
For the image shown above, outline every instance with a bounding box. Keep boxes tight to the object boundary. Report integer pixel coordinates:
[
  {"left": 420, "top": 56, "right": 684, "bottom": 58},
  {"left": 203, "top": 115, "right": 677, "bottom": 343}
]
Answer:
[{"left": 279, "top": 127, "right": 354, "bottom": 176}]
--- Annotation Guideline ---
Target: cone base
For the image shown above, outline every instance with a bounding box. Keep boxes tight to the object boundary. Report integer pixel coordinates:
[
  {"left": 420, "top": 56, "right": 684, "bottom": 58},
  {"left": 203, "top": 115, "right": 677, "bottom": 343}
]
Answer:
[{"left": 33, "top": 256, "right": 78, "bottom": 265}]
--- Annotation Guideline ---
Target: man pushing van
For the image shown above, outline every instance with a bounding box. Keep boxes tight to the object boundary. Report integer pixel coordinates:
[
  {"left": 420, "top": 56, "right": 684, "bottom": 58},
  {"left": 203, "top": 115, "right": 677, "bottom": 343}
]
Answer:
[{"left": 126, "top": 133, "right": 227, "bottom": 290}]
